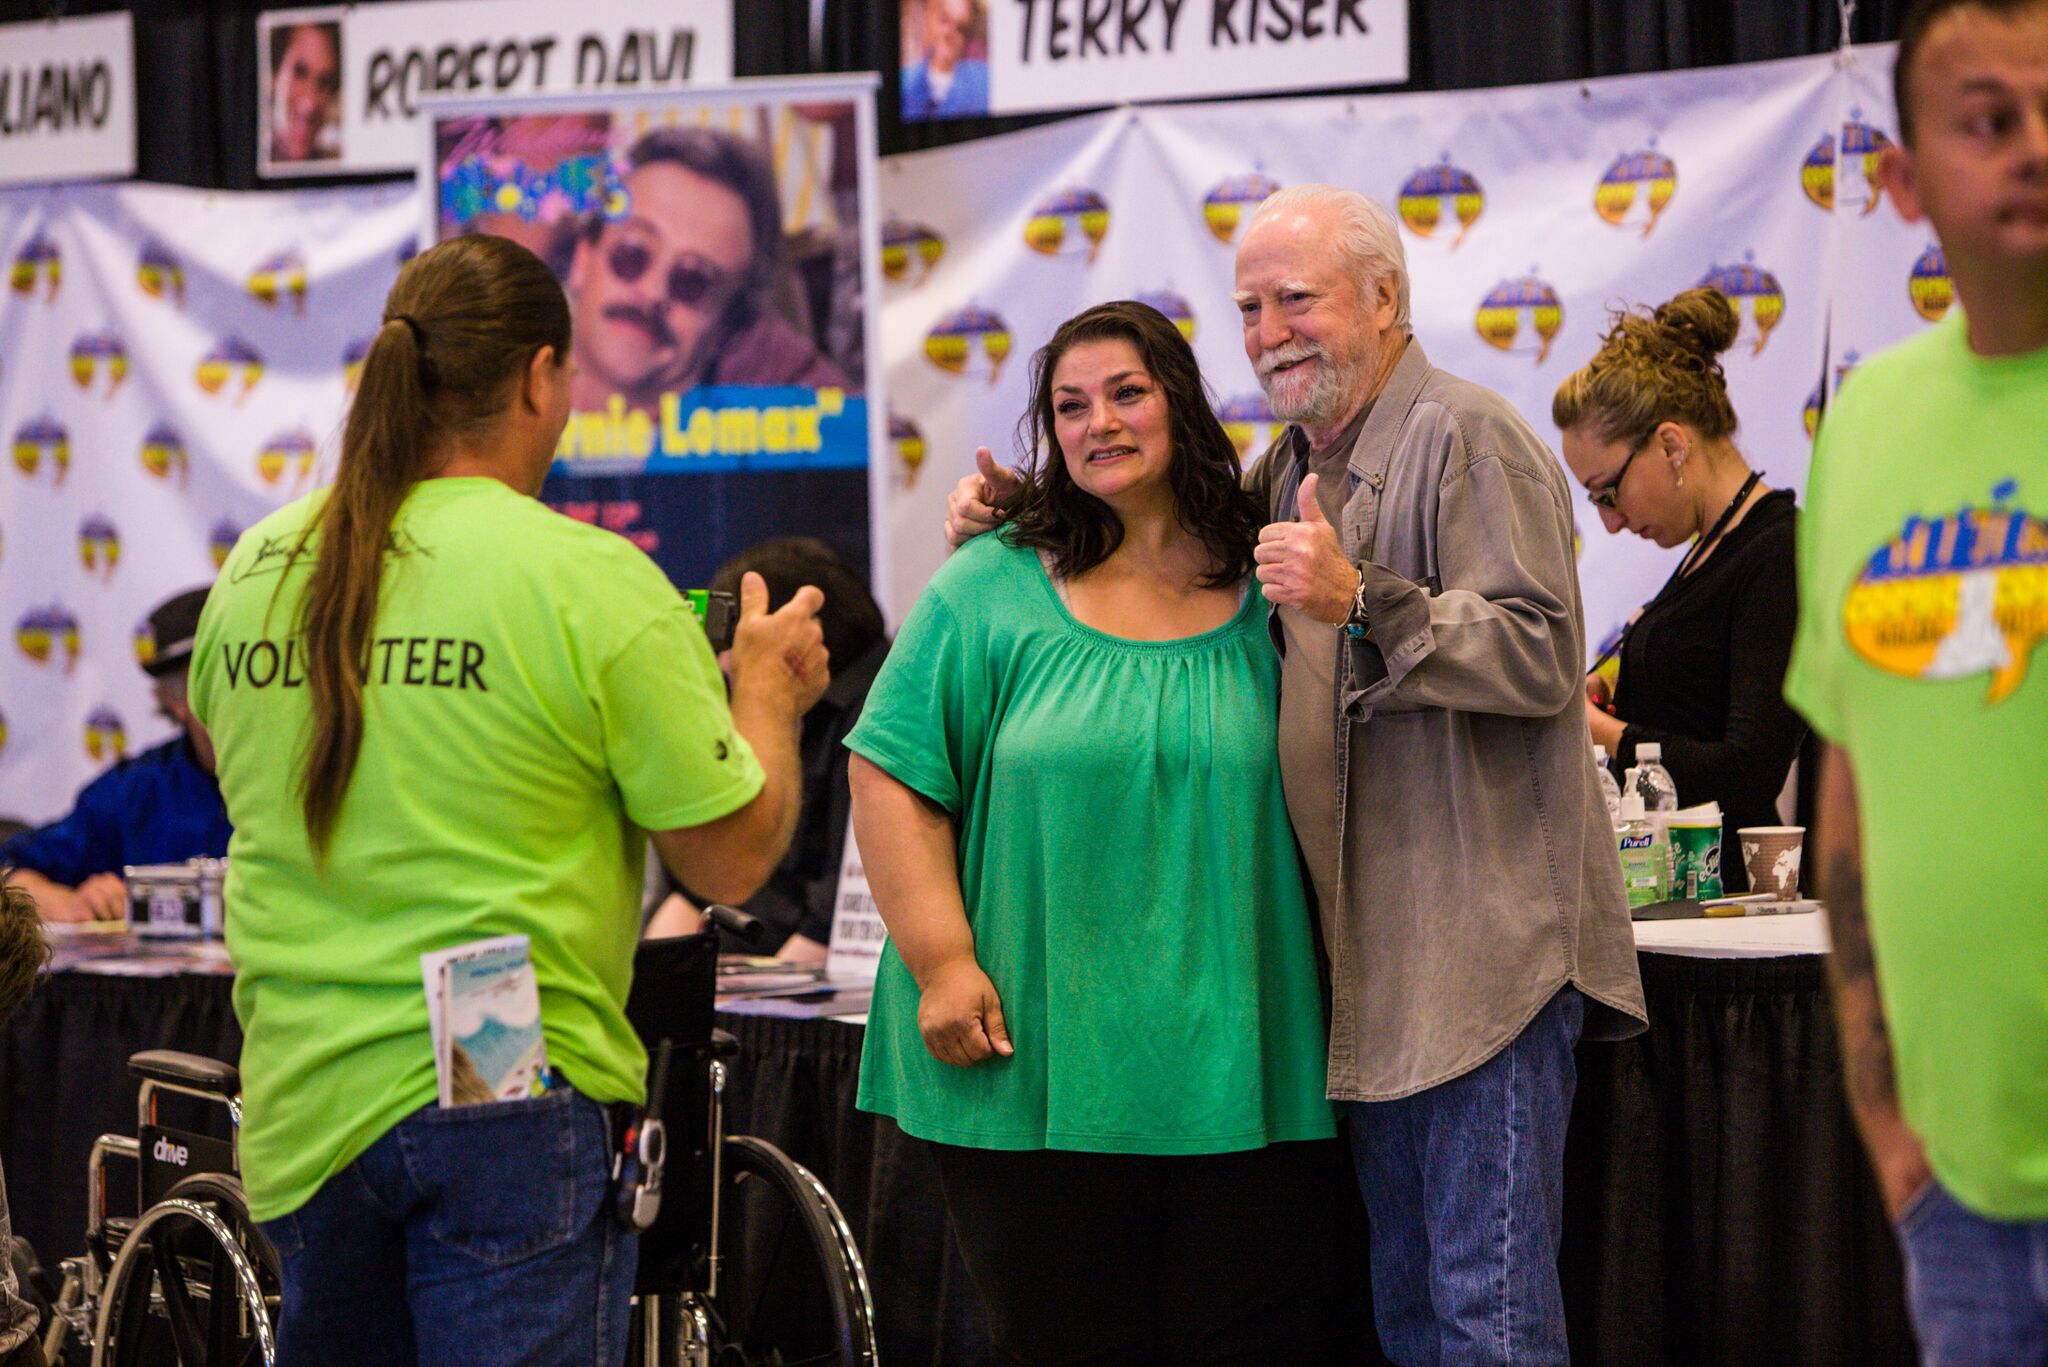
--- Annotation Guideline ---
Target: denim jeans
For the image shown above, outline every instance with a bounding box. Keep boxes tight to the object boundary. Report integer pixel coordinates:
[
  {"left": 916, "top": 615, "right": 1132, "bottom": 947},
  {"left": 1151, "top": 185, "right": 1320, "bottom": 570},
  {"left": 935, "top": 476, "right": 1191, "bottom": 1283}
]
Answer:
[
  {"left": 1896, "top": 1177, "right": 2048, "bottom": 1366},
  {"left": 1345, "top": 986, "right": 1582, "bottom": 1367},
  {"left": 256, "top": 1087, "right": 637, "bottom": 1367}
]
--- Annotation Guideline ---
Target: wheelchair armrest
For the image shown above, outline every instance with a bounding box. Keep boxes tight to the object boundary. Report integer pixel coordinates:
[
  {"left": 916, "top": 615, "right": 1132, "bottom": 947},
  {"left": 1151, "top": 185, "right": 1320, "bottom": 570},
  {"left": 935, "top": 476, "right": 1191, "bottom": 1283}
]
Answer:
[
  {"left": 129, "top": 1050, "right": 239, "bottom": 1098},
  {"left": 709, "top": 1029, "right": 740, "bottom": 1060}
]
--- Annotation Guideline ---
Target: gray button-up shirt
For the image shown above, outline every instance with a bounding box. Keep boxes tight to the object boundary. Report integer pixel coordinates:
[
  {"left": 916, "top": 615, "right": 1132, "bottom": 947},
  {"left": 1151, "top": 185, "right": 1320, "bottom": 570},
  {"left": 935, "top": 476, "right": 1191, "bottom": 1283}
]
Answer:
[{"left": 1251, "top": 337, "right": 1647, "bottom": 1100}]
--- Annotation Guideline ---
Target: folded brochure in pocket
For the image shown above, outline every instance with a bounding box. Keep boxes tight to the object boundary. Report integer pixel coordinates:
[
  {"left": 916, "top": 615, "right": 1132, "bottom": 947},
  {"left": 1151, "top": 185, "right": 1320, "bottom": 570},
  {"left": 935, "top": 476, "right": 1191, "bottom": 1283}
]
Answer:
[{"left": 423, "top": 934, "right": 549, "bottom": 1107}]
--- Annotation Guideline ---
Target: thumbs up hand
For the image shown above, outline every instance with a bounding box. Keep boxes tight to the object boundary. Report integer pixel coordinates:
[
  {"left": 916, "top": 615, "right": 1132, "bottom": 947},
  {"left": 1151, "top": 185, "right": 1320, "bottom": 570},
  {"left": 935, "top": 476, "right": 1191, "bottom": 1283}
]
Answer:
[{"left": 1255, "top": 472, "right": 1361, "bottom": 626}]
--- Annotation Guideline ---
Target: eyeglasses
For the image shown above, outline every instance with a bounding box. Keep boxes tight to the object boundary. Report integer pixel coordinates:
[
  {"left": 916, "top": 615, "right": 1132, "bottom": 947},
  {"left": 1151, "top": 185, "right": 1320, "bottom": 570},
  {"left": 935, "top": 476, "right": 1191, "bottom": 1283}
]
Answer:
[
  {"left": 604, "top": 238, "right": 735, "bottom": 311},
  {"left": 1587, "top": 436, "right": 1652, "bottom": 511}
]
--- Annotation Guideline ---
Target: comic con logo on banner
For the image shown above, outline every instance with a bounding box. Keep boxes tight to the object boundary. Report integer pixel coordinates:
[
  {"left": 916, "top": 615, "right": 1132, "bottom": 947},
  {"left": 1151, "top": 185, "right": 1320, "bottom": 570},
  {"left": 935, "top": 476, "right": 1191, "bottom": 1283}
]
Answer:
[
  {"left": 1219, "top": 392, "right": 1281, "bottom": 462},
  {"left": 141, "top": 421, "right": 188, "bottom": 483},
  {"left": 1398, "top": 156, "right": 1484, "bottom": 247},
  {"left": 889, "top": 413, "right": 926, "bottom": 486},
  {"left": 1024, "top": 188, "right": 1110, "bottom": 262},
  {"left": 1911, "top": 244, "right": 1953, "bottom": 322},
  {"left": 12, "top": 416, "right": 69, "bottom": 483},
  {"left": 1134, "top": 290, "right": 1196, "bottom": 341},
  {"left": 133, "top": 615, "right": 156, "bottom": 669},
  {"left": 197, "top": 337, "right": 265, "bottom": 403},
  {"left": 79, "top": 514, "right": 119, "bottom": 576},
  {"left": 17, "top": 605, "right": 80, "bottom": 670},
  {"left": 69, "top": 330, "right": 129, "bottom": 397},
  {"left": 1475, "top": 274, "right": 1563, "bottom": 364},
  {"left": 882, "top": 220, "right": 946, "bottom": 286},
  {"left": 137, "top": 239, "right": 185, "bottom": 304},
  {"left": 1844, "top": 480, "right": 2048, "bottom": 706},
  {"left": 925, "top": 304, "right": 1013, "bottom": 384},
  {"left": 210, "top": 518, "right": 242, "bottom": 569},
  {"left": 9, "top": 230, "right": 60, "bottom": 301},
  {"left": 247, "top": 249, "right": 307, "bottom": 314},
  {"left": 1698, "top": 256, "right": 1784, "bottom": 355},
  {"left": 1201, "top": 172, "right": 1281, "bottom": 245},
  {"left": 85, "top": 706, "right": 126, "bottom": 763},
  {"left": 344, "top": 337, "right": 371, "bottom": 391},
  {"left": 1595, "top": 146, "right": 1677, "bottom": 238},
  {"left": 1801, "top": 115, "right": 1894, "bottom": 216},
  {"left": 257, "top": 428, "right": 318, "bottom": 488}
]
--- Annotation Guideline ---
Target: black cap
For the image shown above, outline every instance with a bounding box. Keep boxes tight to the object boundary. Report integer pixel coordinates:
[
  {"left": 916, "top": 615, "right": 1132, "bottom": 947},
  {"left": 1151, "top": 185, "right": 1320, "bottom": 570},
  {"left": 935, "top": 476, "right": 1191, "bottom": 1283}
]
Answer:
[{"left": 142, "top": 586, "right": 210, "bottom": 678}]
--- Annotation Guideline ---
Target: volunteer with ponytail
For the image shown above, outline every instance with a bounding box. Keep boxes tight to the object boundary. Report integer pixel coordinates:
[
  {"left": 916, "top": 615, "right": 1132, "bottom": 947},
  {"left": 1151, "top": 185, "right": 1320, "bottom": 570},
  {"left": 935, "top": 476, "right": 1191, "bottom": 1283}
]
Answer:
[
  {"left": 1554, "top": 286, "right": 1806, "bottom": 886},
  {"left": 190, "top": 235, "right": 829, "bottom": 1366}
]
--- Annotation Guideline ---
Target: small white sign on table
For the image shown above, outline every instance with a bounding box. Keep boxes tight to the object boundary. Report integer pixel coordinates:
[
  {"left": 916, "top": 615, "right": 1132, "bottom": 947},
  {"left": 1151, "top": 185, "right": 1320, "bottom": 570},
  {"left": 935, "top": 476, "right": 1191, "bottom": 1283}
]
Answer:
[{"left": 826, "top": 826, "right": 887, "bottom": 983}]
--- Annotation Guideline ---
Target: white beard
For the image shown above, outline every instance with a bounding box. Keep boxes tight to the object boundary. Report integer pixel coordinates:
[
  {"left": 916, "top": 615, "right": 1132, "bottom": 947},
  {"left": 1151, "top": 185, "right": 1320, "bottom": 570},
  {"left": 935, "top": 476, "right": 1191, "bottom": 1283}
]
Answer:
[{"left": 1257, "top": 338, "right": 1374, "bottom": 429}]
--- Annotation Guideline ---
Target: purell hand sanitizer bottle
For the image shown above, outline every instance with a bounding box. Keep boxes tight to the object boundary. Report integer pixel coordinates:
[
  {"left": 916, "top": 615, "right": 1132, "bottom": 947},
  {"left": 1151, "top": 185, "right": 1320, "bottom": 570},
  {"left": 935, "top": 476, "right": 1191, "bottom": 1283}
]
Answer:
[{"left": 1616, "top": 792, "right": 1666, "bottom": 908}]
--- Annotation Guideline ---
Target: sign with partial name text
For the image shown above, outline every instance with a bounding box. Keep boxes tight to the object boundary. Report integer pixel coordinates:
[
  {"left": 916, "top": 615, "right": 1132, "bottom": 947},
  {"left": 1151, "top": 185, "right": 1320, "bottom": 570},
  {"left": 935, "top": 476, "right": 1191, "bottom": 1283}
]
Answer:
[
  {"left": 259, "top": 0, "right": 732, "bottom": 176},
  {"left": 0, "top": 13, "right": 135, "bottom": 187},
  {"left": 827, "top": 826, "right": 887, "bottom": 983},
  {"left": 900, "top": 0, "right": 1406, "bottom": 123}
]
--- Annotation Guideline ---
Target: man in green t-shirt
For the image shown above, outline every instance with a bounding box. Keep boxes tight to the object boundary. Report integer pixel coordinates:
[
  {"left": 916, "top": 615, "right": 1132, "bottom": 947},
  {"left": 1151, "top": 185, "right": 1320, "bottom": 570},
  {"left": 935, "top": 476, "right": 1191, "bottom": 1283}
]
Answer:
[{"left": 1786, "top": 1, "right": 2048, "bottom": 1355}]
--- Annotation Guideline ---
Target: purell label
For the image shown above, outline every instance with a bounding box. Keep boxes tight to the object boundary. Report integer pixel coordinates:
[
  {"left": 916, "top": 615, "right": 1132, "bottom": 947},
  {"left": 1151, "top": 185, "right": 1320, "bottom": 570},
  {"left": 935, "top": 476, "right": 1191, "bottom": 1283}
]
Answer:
[{"left": 1620, "top": 834, "right": 1655, "bottom": 851}]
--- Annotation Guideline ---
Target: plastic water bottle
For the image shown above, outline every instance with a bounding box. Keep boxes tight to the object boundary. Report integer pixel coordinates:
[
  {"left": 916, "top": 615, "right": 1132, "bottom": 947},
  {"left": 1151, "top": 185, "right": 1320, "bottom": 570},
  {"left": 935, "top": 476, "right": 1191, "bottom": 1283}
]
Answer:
[
  {"left": 1628, "top": 742, "right": 1679, "bottom": 814},
  {"left": 1616, "top": 792, "right": 1666, "bottom": 908},
  {"left": 1594, "top": 745, "right": 1622, "bottom": 825}
]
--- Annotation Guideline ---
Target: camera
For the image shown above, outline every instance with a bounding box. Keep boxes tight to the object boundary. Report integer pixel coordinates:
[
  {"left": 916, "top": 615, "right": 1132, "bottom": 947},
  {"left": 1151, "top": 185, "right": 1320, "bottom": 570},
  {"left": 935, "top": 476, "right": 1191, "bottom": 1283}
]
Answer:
[{"left": 684, "top": 589, "right": 738, "bottom": 652}]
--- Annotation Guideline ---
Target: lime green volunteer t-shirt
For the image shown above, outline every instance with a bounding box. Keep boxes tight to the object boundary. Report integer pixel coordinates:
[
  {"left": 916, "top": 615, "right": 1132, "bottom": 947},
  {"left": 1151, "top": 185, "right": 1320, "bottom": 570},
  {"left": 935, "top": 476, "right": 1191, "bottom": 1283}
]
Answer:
[
  {"left": 846, "top": 534, "right": 1335, "bottom": 1154},
  {"left": 189, "top": 477, "right": 764, "bottom": 1222},
  {"left": 1785, "top": 312, "right": 2048, "bottom": 1221}
]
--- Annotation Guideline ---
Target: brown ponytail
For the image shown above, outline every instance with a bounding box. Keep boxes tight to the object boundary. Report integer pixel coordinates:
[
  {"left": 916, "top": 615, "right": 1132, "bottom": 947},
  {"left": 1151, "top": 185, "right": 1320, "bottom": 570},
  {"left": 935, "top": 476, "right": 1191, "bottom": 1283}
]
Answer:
[
  {"left": 1552, "top": 285, "right": 1740, "bottom": 448},
  {"left": 291, "top": 234, "right": 571, "bottom": 857}
]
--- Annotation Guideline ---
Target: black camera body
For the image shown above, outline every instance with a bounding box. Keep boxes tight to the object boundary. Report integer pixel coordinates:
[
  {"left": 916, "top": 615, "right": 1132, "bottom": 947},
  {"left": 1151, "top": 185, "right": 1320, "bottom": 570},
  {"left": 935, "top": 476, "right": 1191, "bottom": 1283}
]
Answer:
[{"left": 684, "top": 589, "right": 738, "bottom": 652}]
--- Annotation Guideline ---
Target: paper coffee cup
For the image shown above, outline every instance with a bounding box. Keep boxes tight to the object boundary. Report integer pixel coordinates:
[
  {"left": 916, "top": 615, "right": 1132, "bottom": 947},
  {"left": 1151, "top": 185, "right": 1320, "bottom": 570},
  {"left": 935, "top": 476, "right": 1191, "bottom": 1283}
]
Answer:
[{"left": 1738, "top": 826, "right": 1805, "bottom": 899}]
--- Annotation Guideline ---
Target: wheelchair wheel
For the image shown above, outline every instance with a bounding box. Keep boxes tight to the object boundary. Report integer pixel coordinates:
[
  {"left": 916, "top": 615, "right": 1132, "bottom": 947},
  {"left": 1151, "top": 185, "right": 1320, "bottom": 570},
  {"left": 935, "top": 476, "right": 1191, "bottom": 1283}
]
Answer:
[
  {"left": 93, "top": 1172, "right": 280, "bottom": 1367},
  {"left": 710, "top": 1134, "right": 877, "bottom": 1367}
]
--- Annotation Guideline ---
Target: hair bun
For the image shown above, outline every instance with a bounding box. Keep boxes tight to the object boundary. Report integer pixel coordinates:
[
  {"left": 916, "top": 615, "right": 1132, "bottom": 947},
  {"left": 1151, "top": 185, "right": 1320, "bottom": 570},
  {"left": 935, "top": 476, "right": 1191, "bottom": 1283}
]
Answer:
[{"left": 1652, "top": 286, "right": 1740, "bottom": 359}]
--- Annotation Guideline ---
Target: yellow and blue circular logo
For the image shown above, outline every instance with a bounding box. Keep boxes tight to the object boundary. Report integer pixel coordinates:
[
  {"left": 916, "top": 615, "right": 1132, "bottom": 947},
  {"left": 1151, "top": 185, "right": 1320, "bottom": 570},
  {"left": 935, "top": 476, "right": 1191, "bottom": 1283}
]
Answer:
[
  {"left": 1845, "top": 481, "right": 2048, "bottom": 706},
  {"left": 1910, "top": 243, "right": 1952, "bottom": 323},
  {"left": 1202, "top": 172, "right": 1282, "bottom": 245},
  {"left": 925, "top": 304, "right": 1014, "bottom": 384},
  {"left": 70, "top": 330, "right": 129, "bottom": 398},
  {"left": 1134, "top": 290, "right": 1196, "bottom": 341},
  {"left": 86, "top": 706, "right": 127, "bottom": 764},
  {"left": 1025, "top": 188, "right": 1110, "bottom": 262},
  {"left": 257, "top": 428, "right": 318, "bottom": 488},
  {"left": 138, "top": 239, "right": 185, "bottom": 303},
  {"left": 1595, "top": 148, "right": 1677, "bottom": 238},
  {"left": 9, "top": 231, "right": 60, "bottom": 302},
  {"left": 79, "top": 514, "right": 120, "bottom": 577},
  {"left": 209, "top": 518, "right": 243, "bottom": 570},
  {"left": 1476, "top": 274, "right": 1563, "bottom": 364},
  {"left": 17, "top": 605, "right": 80, "bottom": 670},
  {"left": 890, "top": 413, "right": 927, "bottom": 486},
  {"left": 141, "top": 422, "right": 189, "bottom": 483},
  {"left": 883, "top": 220, "right": 946, "bottom": 285},
  {"left": 197, "top": 337, "right": 265, "bottom": 402},
  {"left": 1698, "top": 257, "right": 1784, "bottom": 355},
  {"left": 248, "top": 249, "right": 308, "bottom": 314},
  {"left": 1399, "top": 156, "right": 1484, "bottom": 247},
  {"left": 12, "top": 416, "right": 69, "bottom": 484}
]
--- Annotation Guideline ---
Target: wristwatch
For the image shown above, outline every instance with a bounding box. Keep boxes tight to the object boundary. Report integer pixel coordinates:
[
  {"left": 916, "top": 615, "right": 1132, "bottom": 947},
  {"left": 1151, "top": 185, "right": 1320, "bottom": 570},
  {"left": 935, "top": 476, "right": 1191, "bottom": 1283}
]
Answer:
[{"left": 1342, "top": 568, "right": 1370, "bottom": 640}]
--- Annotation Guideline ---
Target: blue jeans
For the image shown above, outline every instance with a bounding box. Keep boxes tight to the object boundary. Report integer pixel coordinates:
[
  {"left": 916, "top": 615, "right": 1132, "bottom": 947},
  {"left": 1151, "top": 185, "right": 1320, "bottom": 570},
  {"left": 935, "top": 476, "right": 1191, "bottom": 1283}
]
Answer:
[
  {"left": 257, "top": 1087, "right": 637, "bottom": 1367},
  {"left": 1346, "top": 986, "right": 1582, "bottom": 1367},
  {"left": 1896, "top": 1177, "right": 2048, "bottom": 1366}
]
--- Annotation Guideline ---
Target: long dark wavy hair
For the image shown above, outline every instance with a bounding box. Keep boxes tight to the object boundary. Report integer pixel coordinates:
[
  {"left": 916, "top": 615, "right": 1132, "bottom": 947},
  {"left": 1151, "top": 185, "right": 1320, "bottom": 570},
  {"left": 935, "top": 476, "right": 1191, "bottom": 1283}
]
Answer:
[{"left": 1001, "top": 300, "right": 1258, "bottom": 589}]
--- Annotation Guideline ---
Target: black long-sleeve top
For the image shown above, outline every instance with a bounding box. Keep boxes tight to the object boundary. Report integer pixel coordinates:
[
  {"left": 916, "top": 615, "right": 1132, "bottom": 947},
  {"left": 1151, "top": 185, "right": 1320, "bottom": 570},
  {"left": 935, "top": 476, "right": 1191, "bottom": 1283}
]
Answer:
[{"left": 1611, "top": 489, "right": 1806, "bottom": 891}]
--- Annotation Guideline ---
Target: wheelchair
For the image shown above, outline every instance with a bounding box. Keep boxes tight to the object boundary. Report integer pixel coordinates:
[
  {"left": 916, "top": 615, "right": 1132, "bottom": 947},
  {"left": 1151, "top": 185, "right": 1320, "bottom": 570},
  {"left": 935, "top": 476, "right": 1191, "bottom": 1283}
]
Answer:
[{"left": 39, "top": 924, "right": 877, "bottom": 1367}]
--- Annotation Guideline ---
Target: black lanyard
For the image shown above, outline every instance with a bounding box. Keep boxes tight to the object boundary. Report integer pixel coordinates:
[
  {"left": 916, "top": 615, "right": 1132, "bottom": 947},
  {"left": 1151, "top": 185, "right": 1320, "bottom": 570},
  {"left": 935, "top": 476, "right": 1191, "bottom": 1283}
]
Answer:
[{"left": 1589, "top": 470, "right": 1763, "bottom": 677}]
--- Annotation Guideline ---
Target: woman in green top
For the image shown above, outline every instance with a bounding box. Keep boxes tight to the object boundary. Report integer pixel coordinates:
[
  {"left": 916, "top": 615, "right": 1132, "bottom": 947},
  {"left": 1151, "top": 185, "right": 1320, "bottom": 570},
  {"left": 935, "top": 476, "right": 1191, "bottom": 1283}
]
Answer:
[
  {"left": 190, "top": 236, "right": 829, "bottom": 1366},
  {"left": 847, "top": 301, "right": 1336, "bottom": 1365}
]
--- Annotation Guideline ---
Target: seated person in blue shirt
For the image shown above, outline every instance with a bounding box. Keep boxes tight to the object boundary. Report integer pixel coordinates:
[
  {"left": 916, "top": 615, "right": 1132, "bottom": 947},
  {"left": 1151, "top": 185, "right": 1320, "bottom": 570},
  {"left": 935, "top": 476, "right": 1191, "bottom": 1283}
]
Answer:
[
  {"left": 0, "top": 587, "right": 231, "bottom": 923},
  {"left": 901, "top": 0, "right": 990, "bottom": 120},
  {"left": 646, "top": 538, "right": 888, "bottom": 962}
]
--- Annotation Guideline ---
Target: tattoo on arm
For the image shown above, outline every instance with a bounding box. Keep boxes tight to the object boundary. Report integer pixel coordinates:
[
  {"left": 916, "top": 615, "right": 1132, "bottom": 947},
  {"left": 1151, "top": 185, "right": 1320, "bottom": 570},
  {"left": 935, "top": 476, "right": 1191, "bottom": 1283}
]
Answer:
[{"left": 1820, "top": 838, "right": 1899, "bottom": 1117}]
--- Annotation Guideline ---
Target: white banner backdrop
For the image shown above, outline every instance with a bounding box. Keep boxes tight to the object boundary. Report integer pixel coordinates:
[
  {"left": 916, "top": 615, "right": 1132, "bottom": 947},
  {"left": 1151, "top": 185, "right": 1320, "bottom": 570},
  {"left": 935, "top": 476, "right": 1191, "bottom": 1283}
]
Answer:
[
  {"left": 877, "top": 48, "right": 1932, "bottom": 670},
  {"left": 0, "top": 13, "right": 136, "bottom": 188},
  {"left": 260, "top": 0, "right": 734, "bottom": 177},
  {"left": 0, "top": 181, "right": 418, "bottom": 823}
]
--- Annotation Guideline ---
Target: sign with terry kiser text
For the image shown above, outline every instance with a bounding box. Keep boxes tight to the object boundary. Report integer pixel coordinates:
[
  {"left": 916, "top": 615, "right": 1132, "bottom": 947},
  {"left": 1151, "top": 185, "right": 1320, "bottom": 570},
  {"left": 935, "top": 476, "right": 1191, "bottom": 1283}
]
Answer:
[
  {"left": 0, "top": 13, "right": 135, "bottom": 187},
  {"left": 899, "top": 0, "right": 1406, "bottom": 123},
  {"left": 258, "top": 0, "right": 732, "bottom": 176}
]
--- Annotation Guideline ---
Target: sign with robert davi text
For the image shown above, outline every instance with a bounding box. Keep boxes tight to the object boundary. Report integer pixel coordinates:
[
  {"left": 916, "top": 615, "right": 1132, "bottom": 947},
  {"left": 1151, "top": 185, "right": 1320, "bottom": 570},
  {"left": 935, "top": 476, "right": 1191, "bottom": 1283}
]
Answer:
[
  {"left": 0, "top": 13, "right": 135, "bottom": 187},
  {"left": 259, "top": 0, "right": 732, "bottom": 176},
  {"left": 898, "top": 0, "right": 1407, "bottom": 123}
]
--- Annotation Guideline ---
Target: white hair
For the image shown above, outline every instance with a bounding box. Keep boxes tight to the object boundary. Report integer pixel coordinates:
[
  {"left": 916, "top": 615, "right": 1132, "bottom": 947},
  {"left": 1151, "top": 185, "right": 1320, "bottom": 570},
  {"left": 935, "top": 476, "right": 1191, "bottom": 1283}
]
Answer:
[{"left": 1248, "top": 184, "right": 1411, "bottom": 331}]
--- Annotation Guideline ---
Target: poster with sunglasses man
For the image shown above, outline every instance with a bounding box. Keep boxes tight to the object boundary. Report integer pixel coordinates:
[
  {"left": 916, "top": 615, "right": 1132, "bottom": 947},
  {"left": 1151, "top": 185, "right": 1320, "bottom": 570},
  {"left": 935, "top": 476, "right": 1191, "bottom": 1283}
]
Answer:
[{"left": 429, "top": 82, "right": 881, "bottom": 594}]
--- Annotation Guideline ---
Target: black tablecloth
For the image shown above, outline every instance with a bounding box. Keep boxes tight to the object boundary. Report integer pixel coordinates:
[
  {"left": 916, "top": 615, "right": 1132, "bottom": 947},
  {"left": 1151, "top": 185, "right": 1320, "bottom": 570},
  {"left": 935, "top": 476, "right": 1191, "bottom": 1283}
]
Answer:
[{"left": 2, "top": 952, "right": 1916, "bottom": 1364}]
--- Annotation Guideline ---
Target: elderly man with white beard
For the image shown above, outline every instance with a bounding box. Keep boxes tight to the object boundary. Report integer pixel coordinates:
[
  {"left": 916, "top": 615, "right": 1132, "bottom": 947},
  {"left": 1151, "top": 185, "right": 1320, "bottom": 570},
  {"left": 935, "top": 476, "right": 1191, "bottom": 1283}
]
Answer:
[{"left": 948, "top": 184, "right": 1646, "bottom": 1364}]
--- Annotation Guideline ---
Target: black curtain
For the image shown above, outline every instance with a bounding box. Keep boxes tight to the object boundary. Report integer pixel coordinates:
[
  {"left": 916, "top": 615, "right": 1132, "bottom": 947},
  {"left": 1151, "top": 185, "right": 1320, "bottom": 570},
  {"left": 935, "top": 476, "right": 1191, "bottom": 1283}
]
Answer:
[{"left": 2, "top": 0, "right": 1907, "bottom": 188}]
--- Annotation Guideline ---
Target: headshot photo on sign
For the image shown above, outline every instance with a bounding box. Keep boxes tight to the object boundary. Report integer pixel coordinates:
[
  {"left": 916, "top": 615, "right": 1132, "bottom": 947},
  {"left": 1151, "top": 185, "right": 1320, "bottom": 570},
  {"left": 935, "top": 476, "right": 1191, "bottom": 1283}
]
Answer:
[
  {"left": 258, "top": 11, "right": 343, "bottom": 174},
  {"left": 900, "top": 0, "right": 989, "bottom": 121},
  {"left": 436, "top": 103, "right": 864, "bottom": 429}
]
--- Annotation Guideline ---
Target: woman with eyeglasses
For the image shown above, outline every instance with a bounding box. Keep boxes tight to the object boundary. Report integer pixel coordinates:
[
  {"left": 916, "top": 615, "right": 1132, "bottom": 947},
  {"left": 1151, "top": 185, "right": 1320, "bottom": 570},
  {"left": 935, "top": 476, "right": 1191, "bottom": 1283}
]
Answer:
[{"left": 1553, "top": 287, "right": 1805, "bottom": 888}]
